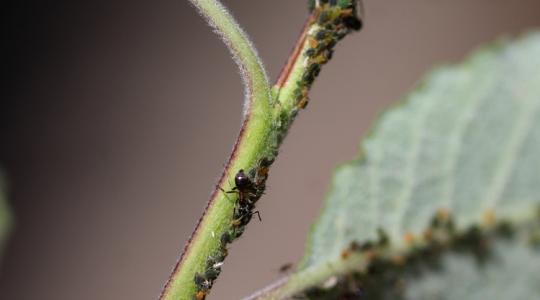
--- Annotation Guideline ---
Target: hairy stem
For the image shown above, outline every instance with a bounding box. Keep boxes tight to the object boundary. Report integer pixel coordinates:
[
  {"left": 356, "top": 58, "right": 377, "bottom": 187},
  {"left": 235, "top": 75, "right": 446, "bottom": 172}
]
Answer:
[
  {"left": 159, "top": 1, "right": 272, "bottom": 299},
  {"left": 160, "top": 1, "right": 363, "bottom": 299}
]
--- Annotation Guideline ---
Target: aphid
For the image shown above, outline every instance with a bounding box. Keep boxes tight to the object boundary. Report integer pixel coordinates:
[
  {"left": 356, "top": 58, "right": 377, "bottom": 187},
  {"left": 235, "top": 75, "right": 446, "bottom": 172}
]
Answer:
[
  {"left": 310, "top": 63, "right": 322, "bottom": 77},
  {"left": 315, "top": 29, "right": 331, "bottom": 40},
  {"left": 307, "top": 0, "right": 317, "bottom": 12},
  {"left": 308, "top": 37, "right": 318, "bottom": 49},
  {"left": 403, "top": 232, "right": 415, "bottom": 245},
  {"left": 423, "top": 228, "right": 434, "bottom": 241},
  {"left": 337, "top": 0, "right": 355, "bottom": 10},
  {"left": 205, "top": 267, "right": 221, "bottom": 281},
  {"left": 298, "top": 97, "right": 309, "bottom": 109},
  {"left": 342, "top": 15, "right": 362, "bottom": 30},
  {"left": 376, "top": 228, "right": 389, "bottom": 246},
  {"left": 194, "top": 273, "right": 211, "bottom": 291},
  {"left": 315, "top": 41, "right": 329, "bottom": 55},
  {"left": 278, "top": 263, "right": 294, "bottom": 273},
  {"left": 318, "top": 11, "right": 330, "bottom": 25},
  {"left": 302, "top": 72, "right": 315, "bottom": 85},
  {"left": 305, "top": 48, "right": 316, "bottom": 58},
  {"left": 193, "top": 291, "right": 206, "bottom": 300},
  {"left": 220, "top": 232, "right": 232, "bottom": 246},
  {"left": 340, "top": 248, "right": 353, "bottom": 259},
  {"left": 209, "top": 251, "right": 227, "bottom": 264},
  {"left": 230, "top": 226, "right": 245, "bottom": 239},
  {"left": 233, "top": 209, "right": 261, "bottom": 225},
  {"left": 341, "top": 241, "right": 364, "bottom": 259},
  {"left": 482, "top": 209, "right": 496, "bottom": 226},
  {"left": 255, "top": 157, "right": 273, "bottom": 183}
]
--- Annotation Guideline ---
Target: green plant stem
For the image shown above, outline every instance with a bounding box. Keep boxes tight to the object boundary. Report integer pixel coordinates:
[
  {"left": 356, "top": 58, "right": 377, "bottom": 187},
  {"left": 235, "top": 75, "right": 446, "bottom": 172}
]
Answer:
[
  {"left": 160, "top": 1, "right": 362, "bottom": 299},
  {"left": 159, "top": 1, "right": 272, "bottom": 299}
]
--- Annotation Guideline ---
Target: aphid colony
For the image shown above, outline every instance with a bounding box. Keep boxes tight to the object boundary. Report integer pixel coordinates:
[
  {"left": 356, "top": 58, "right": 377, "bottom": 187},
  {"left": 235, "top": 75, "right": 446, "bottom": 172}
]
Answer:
[
  {"left": 294, "top": 0, "right": 362, "bottom": 113},
  {"left": 301, "top": 210, "right": 533, "bottom": 299},
  {"left": 193, "top": 158, "right": 273, "bottom": 300}
]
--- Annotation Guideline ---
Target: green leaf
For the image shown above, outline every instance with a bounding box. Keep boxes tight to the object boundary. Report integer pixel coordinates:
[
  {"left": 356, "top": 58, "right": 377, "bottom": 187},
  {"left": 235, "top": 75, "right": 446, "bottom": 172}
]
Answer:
[
  {"left": 303, "top": 31, "right": 540, "bottom": 270},
  {"left": 247, "top": 32, "right": 540, "bottom": 300},
  {"left": 404, "top": 238, "right": 540, "bottom": 300}
]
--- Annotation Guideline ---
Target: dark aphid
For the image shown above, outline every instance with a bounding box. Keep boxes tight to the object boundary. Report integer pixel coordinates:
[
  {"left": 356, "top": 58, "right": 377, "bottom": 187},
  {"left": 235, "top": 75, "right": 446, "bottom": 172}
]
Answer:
[
  {"left": 305, "top": 48, "right": 316, "bottom": 58},
  {"left": 315, "top": 41, "right": 329, "bottom": 54},
  {"left": 302, "top": 72, "right": 315, "bottom": 85},
  {"left": 307, "top": 0, "right": 316, "bottom": 12},
  {"left": 232, "top": 206, "right": 262, "bottom": 227},
  {"left": 495, "top": 221, "right": 514, "bottom": 239},
  {"left": 315, "top": 29, "right": 331, "bottom": 40},
  {"left": 342, "top": 16, "right": 362, "bottom": 30},
  {"left": 294, "top": 87, "right": 304, "bottom": 101},
  {"left": 194, "top": 273, "right": 205, "bottom": 286},
  {"left": 229, "top": 226, "right": 245, "bottom": 239},
  {"left": 310, "top": 63, "right": 321, "bottom": 77},
  {"left": 318, "top": 11, "right": 330, "bottom": 25},
  {"left": 205, "top": 267, "right": 221, "bottom": 281},
  {"left": 320, "top": 49, "right": 333, "bottom": 63},
  {"left": 278, "top": 262, "right": 294, "bottom": 273},
  {"left": 220, "top": 231, "right": 232, "bottom": 246},
  {"left": 302, "top": 63, "right": 320, "bottom": 84},
  {"left": 326, "top": 38, "right": 337, "bottom": 49},
  {"left": 194, "top": 273, "right": 211, "bottom": 291},
  {"left": 377, "top": 228, "right": 390, "bottom": 246}
]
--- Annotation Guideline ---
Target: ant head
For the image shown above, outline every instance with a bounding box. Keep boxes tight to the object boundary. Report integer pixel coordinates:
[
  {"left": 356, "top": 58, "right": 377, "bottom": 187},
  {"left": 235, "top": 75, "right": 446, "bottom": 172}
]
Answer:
[{"left": 234, "top": 169, "right": 252, "bottom": 190}]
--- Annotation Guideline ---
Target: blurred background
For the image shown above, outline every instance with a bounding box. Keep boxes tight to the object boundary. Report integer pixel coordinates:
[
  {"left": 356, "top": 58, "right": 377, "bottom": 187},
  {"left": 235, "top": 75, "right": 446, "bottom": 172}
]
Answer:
[{"left": 2, "top": 0, "right": 540, "bottom": 299}]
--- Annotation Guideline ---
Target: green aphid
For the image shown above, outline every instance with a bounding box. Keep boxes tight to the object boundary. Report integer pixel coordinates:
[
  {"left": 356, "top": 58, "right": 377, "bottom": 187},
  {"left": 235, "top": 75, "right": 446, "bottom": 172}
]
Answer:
[
  {"left": 307, "top": 0, "right": 316, "bottom": 12},
  {"left": 338, "top": 0, "right": 354, "bottom": 9}
]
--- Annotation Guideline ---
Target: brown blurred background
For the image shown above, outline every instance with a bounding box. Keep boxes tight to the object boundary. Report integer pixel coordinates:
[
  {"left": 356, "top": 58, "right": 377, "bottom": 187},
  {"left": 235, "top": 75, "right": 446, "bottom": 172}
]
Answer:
[{"left": 2, "top": 1, "right": 540, "bottom": 299}]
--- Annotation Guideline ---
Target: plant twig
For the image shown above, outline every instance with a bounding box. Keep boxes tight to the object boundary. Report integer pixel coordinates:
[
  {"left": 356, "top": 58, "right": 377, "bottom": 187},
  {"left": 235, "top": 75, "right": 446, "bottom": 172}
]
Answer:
[{"left": 159, "top": 1, "right": 363, "bottom": 299}]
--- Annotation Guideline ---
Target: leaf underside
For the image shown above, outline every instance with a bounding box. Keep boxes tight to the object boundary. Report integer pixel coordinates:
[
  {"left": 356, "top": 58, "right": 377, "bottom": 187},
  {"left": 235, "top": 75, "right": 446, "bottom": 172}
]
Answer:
[
  {"left": 404, "top": 238, "right": 540, "bottom": 300},
  {"left": 298, "top": 32, "right": 540, "bottom": 298}
]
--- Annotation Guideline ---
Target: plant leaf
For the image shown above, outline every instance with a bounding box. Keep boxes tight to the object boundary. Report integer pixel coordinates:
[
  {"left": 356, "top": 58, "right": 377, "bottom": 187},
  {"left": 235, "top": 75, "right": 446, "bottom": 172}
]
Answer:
[
  {"left": 303, "top": 31, "right": 540, "bottom": 268},
  {"left": 403, "top": 238, "right": 540, "bottom": 300},
  {"left": 246, "top": 32, "right": 540, "bottom": 300}
]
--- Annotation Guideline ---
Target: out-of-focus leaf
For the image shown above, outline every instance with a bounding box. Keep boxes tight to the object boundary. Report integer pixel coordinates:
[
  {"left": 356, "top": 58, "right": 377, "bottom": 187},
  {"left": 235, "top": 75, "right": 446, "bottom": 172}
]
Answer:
[
  {"left": 404, "top": 238, "right": 540, "bottom": 300},
  {"left": 303, "top": 31, "right": 540, "bottom": 268}
]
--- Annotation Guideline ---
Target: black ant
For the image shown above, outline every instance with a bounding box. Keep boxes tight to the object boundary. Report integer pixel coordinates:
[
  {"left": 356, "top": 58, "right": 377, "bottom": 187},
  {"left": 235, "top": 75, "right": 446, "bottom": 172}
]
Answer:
[{"left": 221, "top": 169, "right": 263, "bottom": 224}]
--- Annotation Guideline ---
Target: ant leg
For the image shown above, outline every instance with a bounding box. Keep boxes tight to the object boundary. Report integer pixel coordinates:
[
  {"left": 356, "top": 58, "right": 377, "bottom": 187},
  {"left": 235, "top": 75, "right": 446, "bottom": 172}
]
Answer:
[
  {"left": 252, "top": 211, "right": 262, "bottom": 222},
  {"left": 217, "top": 185, "right": 237, "bottom": 194},
  {"left": 217, "top": 184, "right": 239, "bottom": 204}
]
